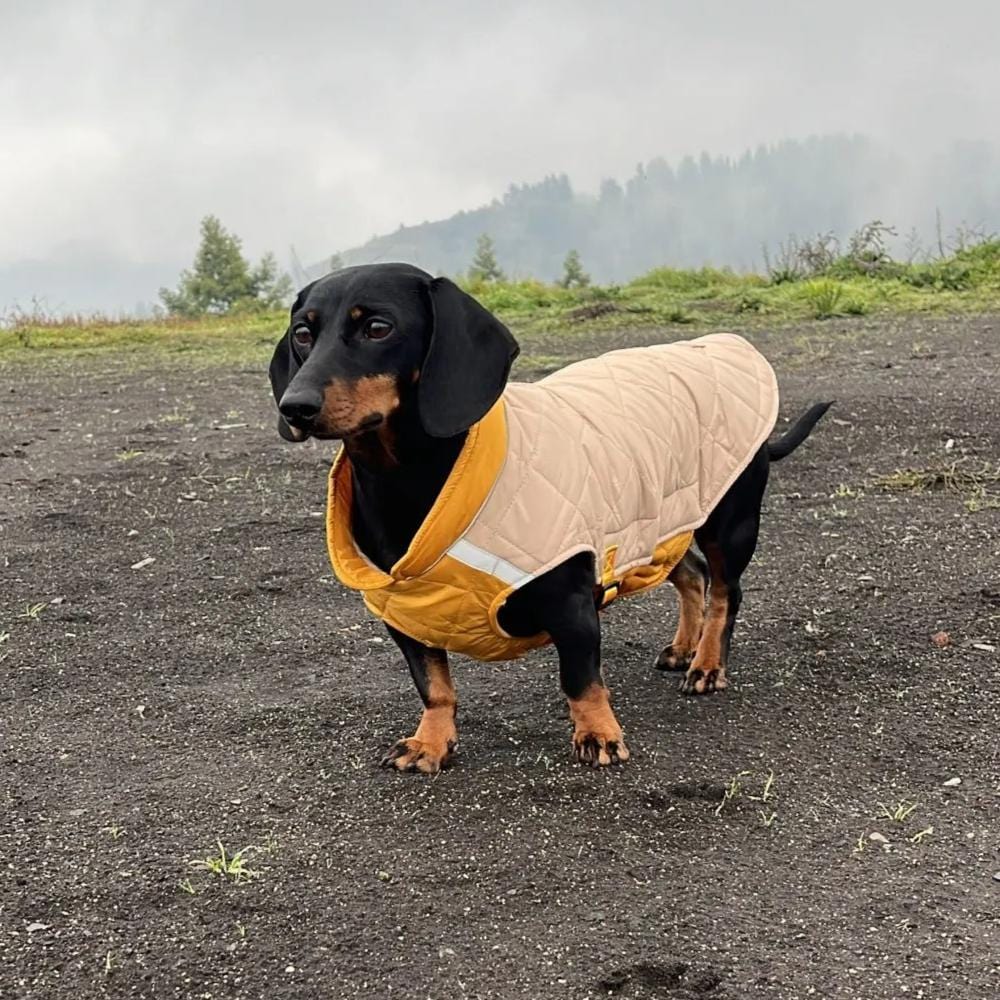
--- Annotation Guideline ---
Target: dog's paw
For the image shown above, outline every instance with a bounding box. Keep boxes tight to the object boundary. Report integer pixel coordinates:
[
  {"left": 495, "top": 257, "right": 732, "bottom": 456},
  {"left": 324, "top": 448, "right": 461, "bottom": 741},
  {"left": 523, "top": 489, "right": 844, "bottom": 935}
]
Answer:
[
  {"left": 655, "top": 644, "right": 695, "bottom": 672},
  {"left": 678, "top": 666, "right": 728, "bottom": 696},
  {"left": 572, "top": 729, "right": 630, "bottom": 768},
  {"left": 381, "top": 737, "right": 455, "bottom": 774}
]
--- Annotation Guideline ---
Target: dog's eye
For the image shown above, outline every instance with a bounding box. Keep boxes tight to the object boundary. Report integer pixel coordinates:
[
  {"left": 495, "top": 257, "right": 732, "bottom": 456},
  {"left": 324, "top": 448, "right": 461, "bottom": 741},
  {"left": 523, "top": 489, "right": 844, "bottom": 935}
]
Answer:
[
  {"left": 364, "top": 319, "right": 393, "bottom": 341},
  {"left": 292, "top": 325, "right": 314, "bottom": 348}
]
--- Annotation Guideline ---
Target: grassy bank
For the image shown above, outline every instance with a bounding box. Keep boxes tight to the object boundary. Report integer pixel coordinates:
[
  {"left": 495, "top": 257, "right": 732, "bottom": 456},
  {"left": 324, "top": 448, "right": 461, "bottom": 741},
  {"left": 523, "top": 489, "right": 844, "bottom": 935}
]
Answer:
[{"left": 3, "top": 238, "right": 999, "bottom": 368}]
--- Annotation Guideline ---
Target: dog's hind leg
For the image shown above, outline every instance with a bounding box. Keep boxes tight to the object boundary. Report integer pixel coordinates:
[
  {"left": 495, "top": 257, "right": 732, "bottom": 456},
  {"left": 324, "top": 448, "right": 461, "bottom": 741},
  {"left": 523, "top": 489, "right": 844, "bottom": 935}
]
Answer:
[
  {"left": 655, "top": 549, "right": 708, "bottom": 672},
  {"left": 381, "top": 625, "right": 457, "bottom": 774},
  {"left": 680, "top": 448, "right": 768, "bottom": 695}
]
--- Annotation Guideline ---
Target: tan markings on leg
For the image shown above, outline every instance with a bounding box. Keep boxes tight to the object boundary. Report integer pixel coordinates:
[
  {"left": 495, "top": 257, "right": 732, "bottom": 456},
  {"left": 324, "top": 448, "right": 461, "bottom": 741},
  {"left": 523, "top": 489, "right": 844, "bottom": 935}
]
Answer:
[
  {"left": 383, "top": 652, "right": 457, "bottom": 775},
  {"left": 319, "top": 374, "right": 400, "bottom": 438},
  {"left": 567, "top": 682, "right": 630, "bottom": 767},
  {"left": 682, "top": 576, "right": 729, "bottom": 695},
  {"left": 657, "top": 556, "right": 706, "bottom": 670}
]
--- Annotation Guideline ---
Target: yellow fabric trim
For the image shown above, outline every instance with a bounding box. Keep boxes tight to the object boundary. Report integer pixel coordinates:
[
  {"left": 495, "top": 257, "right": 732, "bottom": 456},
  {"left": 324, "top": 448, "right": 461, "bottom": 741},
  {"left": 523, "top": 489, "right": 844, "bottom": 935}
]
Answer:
[
  {"left": 598, "top": 544, "right": 620, "bottom": 607},
  {"left": 326, "top": 447, "right": 392, "bottom": 590},
  {"left": 617, "top": 531, "right": 693, "bottom": 597},
  {"left": 600, "top": 545, "right": 618, "bottom": 587},
  {"left": 326, "top": 399, "right": 507, "bottom": 592},
  {"left": 367, "top": 555, "right": 549, "bottom": 661}
]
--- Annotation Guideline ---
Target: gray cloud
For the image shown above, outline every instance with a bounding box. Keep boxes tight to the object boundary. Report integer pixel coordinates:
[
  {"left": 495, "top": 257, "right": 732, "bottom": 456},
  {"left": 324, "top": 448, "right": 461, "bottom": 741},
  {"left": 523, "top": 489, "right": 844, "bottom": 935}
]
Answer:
[{"left": 2, "top": 0, "right": 999, "bottom": 311}]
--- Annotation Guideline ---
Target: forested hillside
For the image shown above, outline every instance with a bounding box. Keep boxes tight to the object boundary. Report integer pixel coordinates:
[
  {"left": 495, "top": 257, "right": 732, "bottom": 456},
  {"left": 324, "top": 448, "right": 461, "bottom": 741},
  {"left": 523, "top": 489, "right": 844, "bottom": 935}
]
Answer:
[{"left": 314, "top": 136, "right": 1000, "bottom": 282}]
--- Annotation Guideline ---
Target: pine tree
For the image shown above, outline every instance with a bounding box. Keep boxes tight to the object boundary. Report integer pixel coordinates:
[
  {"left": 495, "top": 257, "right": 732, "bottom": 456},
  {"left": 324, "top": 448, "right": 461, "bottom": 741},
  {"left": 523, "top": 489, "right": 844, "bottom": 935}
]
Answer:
[
  {"left": 468, "top": 234, "right": 505, "bottom": 282},
  {"left": 249, "top": 252, "right": 293, "bottom": 308},
  {"left": 160, "top": 216, "right": 292, "bottom": 315},
  {"left": 559, "top": 249, "right": 591, "bottom": 288}
]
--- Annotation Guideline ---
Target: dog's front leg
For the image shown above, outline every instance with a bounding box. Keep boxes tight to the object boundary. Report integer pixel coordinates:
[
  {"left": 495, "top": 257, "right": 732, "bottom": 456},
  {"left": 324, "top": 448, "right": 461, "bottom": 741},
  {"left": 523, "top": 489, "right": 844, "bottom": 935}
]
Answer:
[
  {"left": 381, "top": 625, "right": 456, "bottom": 774},
  {"left": 545, "top": 592, "right": 629, "bottom": 768}
]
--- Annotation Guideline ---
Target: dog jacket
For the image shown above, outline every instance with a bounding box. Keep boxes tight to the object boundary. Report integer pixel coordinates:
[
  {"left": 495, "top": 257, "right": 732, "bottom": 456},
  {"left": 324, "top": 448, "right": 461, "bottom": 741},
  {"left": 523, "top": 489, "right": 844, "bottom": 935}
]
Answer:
[{"left": 327, "top": 333, "right": 780, "bottom": 661}]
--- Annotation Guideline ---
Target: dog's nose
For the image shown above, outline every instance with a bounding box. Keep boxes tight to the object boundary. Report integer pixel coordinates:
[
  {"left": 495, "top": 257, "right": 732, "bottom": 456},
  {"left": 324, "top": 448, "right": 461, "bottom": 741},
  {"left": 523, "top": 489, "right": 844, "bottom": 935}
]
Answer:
[{"left": 279, "top": 389, "right": 323, "bottom": 427}]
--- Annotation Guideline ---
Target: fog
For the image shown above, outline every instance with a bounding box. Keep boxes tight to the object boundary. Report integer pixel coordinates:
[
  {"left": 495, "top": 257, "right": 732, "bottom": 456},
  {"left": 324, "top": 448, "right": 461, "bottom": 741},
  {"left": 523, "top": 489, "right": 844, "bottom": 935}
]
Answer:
[{"left": 2, "top": 0, "right": 998, "bottom": 312}]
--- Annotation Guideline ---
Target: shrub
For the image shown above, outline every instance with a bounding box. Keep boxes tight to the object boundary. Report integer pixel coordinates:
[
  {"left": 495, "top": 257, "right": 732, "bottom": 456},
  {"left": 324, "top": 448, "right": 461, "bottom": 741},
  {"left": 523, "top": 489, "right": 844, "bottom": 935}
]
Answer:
[
  {"left": 801, "top": 279, "right": 846, "bottom": 319},
  {"left": 736, "top": 292, "right": 765, "bottom": 314},
  {"left": 900, "top": 262, "right": 972, "bottom": 291}
]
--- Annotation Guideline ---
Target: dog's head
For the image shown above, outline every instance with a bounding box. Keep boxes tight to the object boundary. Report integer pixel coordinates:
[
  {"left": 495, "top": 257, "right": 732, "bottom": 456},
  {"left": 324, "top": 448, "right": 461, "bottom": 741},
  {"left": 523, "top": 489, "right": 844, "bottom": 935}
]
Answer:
[{"left": 269, "top": 263, "right": 519, "bottom": 442}]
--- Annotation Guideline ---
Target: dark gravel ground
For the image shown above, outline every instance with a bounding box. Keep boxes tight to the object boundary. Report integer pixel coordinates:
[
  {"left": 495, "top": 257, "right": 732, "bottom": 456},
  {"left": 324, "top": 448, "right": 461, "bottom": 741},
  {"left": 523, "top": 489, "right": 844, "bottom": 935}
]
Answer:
[{"left": 1, "top": 314, "right": 998, "bottom": 1000}]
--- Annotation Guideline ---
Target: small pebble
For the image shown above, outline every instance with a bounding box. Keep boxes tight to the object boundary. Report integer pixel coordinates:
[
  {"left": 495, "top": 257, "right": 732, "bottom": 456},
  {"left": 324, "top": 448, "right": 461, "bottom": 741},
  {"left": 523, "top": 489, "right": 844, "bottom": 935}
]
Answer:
[
  {"left": 943, "top": 777, "right": 962, "bottom": 787},
  {"left": 931, "top": 631, "right": 951, "bottom": 648},
  {"left": 993, "top": 872, "right": 1000, "bottom": 883},
  {"left": 869, "top": 832, "right": 889, "bottom": 844}
]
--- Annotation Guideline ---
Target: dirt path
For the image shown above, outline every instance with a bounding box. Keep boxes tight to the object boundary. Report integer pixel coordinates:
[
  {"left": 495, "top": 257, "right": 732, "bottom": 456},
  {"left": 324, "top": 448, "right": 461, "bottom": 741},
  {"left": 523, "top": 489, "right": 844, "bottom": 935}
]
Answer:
[{"left": 1, "top": 315, "right": 998, "bottom": 999}]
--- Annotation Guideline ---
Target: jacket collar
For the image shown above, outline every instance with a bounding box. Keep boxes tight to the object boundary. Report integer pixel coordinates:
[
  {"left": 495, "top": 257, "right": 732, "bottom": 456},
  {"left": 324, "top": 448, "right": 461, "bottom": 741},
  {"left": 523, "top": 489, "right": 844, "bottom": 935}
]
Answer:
[{"left": 327, "top": 399, "right": 507, "bottom": 591}]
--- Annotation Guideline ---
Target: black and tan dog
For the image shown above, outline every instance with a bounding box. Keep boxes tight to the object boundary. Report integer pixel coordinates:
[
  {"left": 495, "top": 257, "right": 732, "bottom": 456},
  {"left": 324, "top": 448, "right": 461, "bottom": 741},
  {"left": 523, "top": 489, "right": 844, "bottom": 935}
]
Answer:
[{"left": 269, "top": 263, "right": 830, "bottom": 773}]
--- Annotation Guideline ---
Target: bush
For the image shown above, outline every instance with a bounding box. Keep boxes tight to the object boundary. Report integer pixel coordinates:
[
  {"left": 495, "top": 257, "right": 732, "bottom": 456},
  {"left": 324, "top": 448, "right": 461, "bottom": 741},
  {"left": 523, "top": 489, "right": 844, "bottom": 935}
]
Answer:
[
  {"left": 764, "top": 232, "right": 844, "bottom": 284},
  {"left": 800, "top": 279, "right": 846, "bottom": 319},
  {"left": 736, "top": 292, "right": 765, "bottom": 314},
  {"left": 899, "top": 262, "right": 972, "bottom": 291}
]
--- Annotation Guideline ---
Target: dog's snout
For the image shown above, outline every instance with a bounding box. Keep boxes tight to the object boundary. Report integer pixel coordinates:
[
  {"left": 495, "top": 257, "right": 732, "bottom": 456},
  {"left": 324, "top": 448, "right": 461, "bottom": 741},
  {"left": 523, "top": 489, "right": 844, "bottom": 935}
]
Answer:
[{"left": 279, "top": 389, "right": 323, "bottom": 427}]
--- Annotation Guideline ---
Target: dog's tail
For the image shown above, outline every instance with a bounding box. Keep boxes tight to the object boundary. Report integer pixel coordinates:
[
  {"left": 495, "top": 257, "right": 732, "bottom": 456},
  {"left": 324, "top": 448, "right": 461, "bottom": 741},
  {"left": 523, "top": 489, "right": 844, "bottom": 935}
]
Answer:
[{"left": 768, "top": 401, "right": 834, "bottom": 461}]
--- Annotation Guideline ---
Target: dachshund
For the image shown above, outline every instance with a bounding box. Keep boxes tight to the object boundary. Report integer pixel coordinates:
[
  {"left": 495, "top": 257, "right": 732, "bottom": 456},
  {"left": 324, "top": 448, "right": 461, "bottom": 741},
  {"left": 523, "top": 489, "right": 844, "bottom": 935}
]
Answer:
[{"left": 269, "top": 263, "right": 830, "bottom": 773}]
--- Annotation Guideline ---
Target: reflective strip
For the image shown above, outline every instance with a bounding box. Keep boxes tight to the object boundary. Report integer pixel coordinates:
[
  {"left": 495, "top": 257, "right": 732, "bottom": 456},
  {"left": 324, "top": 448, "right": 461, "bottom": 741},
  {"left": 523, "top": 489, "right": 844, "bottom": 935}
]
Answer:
[{"left": 447, "top": 538, "right": 533, "bottom": 588}]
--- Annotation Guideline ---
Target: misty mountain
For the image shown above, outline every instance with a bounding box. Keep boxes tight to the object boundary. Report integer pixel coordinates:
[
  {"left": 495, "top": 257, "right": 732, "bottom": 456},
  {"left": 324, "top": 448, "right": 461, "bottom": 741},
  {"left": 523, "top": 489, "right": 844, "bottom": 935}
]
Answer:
[{"left": 313, "top": 136, "right": 1000, "bottom": 283}]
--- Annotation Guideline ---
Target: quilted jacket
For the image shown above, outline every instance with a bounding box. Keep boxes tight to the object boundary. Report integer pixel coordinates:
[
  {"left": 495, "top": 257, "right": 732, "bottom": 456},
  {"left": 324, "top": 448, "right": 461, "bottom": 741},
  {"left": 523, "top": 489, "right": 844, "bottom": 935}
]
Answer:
[{"left": 327, "top": 333, "right": 780, "bottom": 661}]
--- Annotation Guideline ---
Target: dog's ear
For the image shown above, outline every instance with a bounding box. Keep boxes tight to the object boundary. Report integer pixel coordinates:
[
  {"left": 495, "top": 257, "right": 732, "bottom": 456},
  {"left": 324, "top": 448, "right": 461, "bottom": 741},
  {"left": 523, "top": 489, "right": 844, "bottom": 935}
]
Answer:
[
  {"left": 269, "top": 282, "right": 315, "bottom": 442},
  {"left": 418, "top": 277, "right": 520, "bottom": 438},
  {"left": 268, "top": 334, "right": 300, "bottom": 442}
]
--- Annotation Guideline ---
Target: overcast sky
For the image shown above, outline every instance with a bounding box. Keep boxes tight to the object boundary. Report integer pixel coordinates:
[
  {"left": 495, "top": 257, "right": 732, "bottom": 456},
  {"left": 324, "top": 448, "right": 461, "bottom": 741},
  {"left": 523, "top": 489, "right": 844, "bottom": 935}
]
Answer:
[{"left": 2, "top": 0, "right": 998, "bottom": 312}]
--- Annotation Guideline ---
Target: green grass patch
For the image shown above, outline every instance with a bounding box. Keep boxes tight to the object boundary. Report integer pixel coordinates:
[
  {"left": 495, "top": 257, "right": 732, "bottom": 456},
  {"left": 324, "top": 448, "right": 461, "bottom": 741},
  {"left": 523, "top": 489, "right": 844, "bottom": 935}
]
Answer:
[
  {"left": 1, "top": 310, "right": 282, "bottom": 367},
  {"left": 4, "top": 237, "right": 1000, "bottom": 369}
]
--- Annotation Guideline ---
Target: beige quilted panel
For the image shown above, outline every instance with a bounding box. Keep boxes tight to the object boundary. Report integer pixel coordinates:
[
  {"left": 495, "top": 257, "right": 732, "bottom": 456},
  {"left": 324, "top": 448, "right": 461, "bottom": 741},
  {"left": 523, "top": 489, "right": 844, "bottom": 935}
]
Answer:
[{"left": 463, "top": 333, "right": 779, "bottom": 584}]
